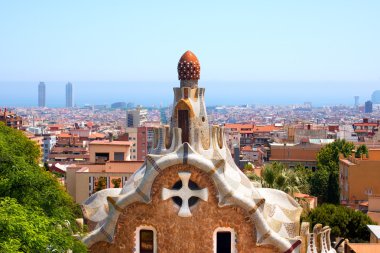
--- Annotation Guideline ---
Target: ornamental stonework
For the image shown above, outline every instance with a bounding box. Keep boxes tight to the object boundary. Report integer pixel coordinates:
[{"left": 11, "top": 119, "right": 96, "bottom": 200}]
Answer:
[
  {"left": 177, "top": 50, "right": 200, "bottom": 80},
  {"left": 89, "top": 165, "right": 279, "bottom": 253}
]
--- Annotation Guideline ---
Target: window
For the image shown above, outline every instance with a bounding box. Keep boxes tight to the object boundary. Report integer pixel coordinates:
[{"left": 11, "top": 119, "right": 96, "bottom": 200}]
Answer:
[
  {"left": 135, "top": 226, "right": 157, "bottom": 253},
  {"left": 217, "top": 232, "right": 231, "bottom": 253},
  {"left": 140, "top": 230, "right": 153, "bottom": 253},
  {"left": 213, "top": 228, "right": 236, "bottom": 253},
  {"left": 171, "top": 179, "right": 200, "bottom": 207},
  {"left": 114, "top": 152, "right": 125, "bottom": 161},
  {"left": 95, "top": 152, "right": 109, "bottom": 163}
]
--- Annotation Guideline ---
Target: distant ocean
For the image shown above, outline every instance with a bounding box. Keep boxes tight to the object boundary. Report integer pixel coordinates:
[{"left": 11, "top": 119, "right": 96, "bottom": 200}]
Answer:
[{"left": 0, "top": 81, "right": 378, "bottom": 108}]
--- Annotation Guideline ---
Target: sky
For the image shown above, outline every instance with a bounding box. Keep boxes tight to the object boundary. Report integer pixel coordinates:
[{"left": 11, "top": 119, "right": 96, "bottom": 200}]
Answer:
[{"left": 0, "top": 1, "right": 379, "bottom": 107}]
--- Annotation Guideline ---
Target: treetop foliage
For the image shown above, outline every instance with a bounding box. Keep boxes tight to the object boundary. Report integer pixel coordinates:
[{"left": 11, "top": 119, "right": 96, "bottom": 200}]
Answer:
[
  {"left": 305, "top": 204, "right": 376, "bottom": 242},
  {"left": 0, "top": 123, "right": 87, "bottom": 252}
]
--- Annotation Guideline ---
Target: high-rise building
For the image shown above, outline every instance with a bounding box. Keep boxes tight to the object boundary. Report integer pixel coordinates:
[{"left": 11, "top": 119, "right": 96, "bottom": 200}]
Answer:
[
  {"left": 66, "top": 82, "right": 73, "bottom": 108},
  {"left": 372, "top": 91, "right": 380, "bottom": 104},
  {"left": 38, "top": 82, "right": 46, "bottom": 107},
  {"left": 365, "top": 100, "right": 373, "bottom": 113},
  {"left": 126, "top": 106, "right": 147, "bottom": 127},
  {"left": 354, "top": 96, "right": 359, "bottom": 108}
]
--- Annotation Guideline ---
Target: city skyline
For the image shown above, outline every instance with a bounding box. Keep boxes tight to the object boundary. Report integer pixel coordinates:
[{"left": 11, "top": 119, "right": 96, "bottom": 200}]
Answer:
[
  {"left": 0, "top": 80, "right": 380, "bottom": 107},
  {"left": 0, "top": 81, "right": 379, "bottom": 108}
]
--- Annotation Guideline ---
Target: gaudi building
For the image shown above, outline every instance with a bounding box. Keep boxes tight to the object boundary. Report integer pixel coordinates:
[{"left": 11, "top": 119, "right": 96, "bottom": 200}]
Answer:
[{"left": 81, "top": 51, "right": 317, "bottom": 253}]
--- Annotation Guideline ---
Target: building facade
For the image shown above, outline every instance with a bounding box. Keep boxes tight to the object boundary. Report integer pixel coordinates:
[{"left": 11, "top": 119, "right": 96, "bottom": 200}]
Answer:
[
  {"left": 340, "top": 149, "right": 380, "bottom": 205},
  {"left": 0, "top": 108, "right": 23, "bottom": 129},
  {"left": 126, "top": 107, "right": 148, "bottom": 127},
  {"left": 368, "top": 196, "right": 380, "bottom": 225},
  {"left": 269, "top": 140, "right": 325, "bottom": 170},
  {"left": 65, "top": 139, "right": 142, "bottom": 203},
  {"left": 352, "top": 118, "right": 379, "bottom": 142},
  {"left": 42, "top": 135, "right": 57, "bottom": 162}
]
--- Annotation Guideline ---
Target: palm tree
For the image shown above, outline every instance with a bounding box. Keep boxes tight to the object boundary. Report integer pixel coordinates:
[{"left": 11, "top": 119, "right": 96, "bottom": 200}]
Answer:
[
  {"left": 355, "top": 144, "right": 369, "bottom": 159},
  {"left": 259, "top": 162, "right": 309, "bottom": 195},
  {"left": 336, "top": 139, "right": 355, "bottom": 158}
]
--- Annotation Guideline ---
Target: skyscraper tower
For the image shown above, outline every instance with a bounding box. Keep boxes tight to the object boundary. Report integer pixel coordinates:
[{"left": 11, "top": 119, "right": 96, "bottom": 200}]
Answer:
[
  {"left": 372, "top": 90, "right": 380, "bottom": 104},
  {"left": 365, "top": 100, "right": 373, "bottom": 113},
  {"left": 38, "top": 82, "right": 46, "bottom": 107},
  {"left": 354, "top": 96, "right": 359, "bottom": 108},
  {"left": 66, "top": 82, "right": 73, "bottom": 108}
]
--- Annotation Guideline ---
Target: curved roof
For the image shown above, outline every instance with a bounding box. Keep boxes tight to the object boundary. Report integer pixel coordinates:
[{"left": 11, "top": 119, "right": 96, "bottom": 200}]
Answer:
[{"left": 82, "top": 140, "right": 302, "bottom": 253}]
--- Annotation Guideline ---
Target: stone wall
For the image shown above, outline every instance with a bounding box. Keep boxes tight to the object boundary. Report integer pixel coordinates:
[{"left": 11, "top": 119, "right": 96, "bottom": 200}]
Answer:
[{"left": 89, "top": 164, "right": 279, "bottom": 253}]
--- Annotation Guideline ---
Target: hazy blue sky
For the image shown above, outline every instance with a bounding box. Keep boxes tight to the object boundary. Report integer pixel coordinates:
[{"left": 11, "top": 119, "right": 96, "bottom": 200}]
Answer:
[{"left": 0, "top": 1, "right": 379, "bottom": 106}]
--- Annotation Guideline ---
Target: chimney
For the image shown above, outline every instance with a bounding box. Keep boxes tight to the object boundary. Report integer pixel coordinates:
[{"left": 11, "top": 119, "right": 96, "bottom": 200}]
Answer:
[{"left": 108, "top": 133, "right": 113, "bottom": 142}]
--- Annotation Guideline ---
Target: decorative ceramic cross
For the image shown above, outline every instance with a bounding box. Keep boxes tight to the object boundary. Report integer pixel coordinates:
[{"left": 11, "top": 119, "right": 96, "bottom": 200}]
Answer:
[{"left": 162, "top": 171, "right": 208, "bottom": 217}]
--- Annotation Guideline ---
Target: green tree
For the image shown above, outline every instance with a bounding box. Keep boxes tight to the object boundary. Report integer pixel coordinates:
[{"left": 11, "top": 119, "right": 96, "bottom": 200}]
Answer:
[
  {"left": 0, "top": 197, "right": 87, "bottom": 253},
  {"left": 312, "top": 139, "right": 355, "bottom": 204},
  {"left": 334, "top": 139, "right": 355, "bottom": 158},
  {"left": 294, "top": 164, "right": 313, "bottom": 194},
  {"left": 0, "top": 123, "right": 86, "bottom": 252},
  {"left": 310, "top": 168, "right": 329, "bottom": 202},
  {"left": 355, "top": 144, "right": 369, "bottom": 159},
  {"left": 305, "top": 204, "right": 376, "bottom": 242},
  {"left": 95, "top": 177, "right": 107, "bottom": 192},
  {"left": 259, "top": 162, "right": 309, "bottom": 195},
  {"left": 112, "top": 178, "right": 121, "bottom": 188},
  {"left": 244, "top": 162, "right": 254, "bottom": 171}
]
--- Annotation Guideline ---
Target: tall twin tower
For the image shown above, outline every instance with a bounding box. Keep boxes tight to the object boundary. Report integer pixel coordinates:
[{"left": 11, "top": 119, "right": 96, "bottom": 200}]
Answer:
[{"left": 38, "top": 82, "right": 73, "bottom": 108}]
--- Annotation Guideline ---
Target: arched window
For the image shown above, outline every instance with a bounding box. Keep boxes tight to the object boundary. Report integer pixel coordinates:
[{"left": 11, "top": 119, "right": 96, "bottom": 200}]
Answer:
[
  {"left": 135, "top": 226, "right": 157, "bottom": 253},
  {"left": 213, "top": 227, "right": 237, "bottom": 253}
]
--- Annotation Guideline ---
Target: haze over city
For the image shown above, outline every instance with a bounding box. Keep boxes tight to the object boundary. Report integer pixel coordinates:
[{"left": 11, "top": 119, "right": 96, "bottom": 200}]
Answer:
[
  {"left": 1, "top": 81, "right": 379, "bottom": 107},
  {"left": 1, "top": 1, "right": 379, "bottom": 107}
]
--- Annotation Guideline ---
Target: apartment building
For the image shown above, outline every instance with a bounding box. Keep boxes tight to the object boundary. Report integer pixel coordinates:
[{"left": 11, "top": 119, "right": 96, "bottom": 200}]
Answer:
[
  {"left": 66, "top": 139, "right": 143, "bottom": 203},
  {"left": 340, "top": 149, "right": 380, "bottom": 205},
  {"left": 0, "top": 108, "right": 23, "bottom": 129}
]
